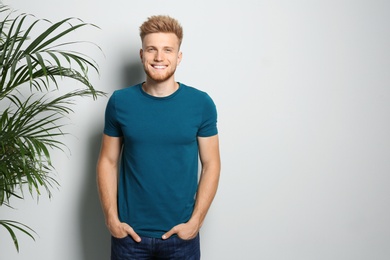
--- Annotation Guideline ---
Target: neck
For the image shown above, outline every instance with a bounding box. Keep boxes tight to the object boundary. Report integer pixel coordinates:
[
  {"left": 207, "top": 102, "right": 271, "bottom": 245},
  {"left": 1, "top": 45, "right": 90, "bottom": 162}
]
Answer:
[{"left": 142, "top": 79, "right": 179, "bottom": 97}]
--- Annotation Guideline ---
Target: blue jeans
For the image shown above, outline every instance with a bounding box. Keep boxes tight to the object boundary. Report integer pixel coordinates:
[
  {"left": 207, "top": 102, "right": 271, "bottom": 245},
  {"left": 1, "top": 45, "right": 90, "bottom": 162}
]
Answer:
[{"left": 111, "top": 233, "right": 200, "bottom": 260}]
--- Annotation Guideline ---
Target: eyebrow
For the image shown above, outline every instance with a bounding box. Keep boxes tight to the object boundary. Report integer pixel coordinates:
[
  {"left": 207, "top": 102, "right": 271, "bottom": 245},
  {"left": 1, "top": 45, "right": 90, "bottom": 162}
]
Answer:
[{"left": 145, "top": 45, "right": 175, "bottom": 49}]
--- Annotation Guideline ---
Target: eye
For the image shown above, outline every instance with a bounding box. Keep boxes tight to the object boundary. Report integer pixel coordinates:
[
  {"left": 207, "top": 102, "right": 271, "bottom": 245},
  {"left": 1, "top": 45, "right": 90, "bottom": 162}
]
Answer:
[
  {"left": 146, "top": 47, "right": 156, "bottom": 52},
  {"left": 164, "top": 48, "right": 173, "bottom": 53}
]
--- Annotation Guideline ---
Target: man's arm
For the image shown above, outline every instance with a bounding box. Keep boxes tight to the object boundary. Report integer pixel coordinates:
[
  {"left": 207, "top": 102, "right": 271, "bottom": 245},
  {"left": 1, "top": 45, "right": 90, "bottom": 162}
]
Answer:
[
  {"left": 163, "top": 134, "right": 221, "bottom": 240},
  {"left": 96, "top": 134, "right": 141, "bottom": 242}
]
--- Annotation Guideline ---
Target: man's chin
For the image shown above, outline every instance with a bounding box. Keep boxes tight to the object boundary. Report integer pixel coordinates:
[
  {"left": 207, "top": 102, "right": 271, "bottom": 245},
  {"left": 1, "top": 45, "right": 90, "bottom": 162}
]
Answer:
[{"left": 145, "top": 70, "right": 175, "bottom": 83}]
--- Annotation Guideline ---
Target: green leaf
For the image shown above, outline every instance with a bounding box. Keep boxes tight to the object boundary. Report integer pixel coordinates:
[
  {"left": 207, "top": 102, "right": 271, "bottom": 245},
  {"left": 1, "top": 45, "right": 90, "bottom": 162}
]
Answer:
[
  {"left": 0, "top": 4, "right": 106, "bottom": 252},
  {"left": 0, "top": 220, "right": 36, "bottom": 252}
]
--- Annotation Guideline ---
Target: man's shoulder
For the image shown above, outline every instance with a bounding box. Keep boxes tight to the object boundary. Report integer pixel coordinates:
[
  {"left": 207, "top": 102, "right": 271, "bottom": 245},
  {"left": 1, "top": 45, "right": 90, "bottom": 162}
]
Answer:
[
  {"left": 110, "top": 84, "right": 142, "bottom": 103},
  {"left": 180, "top": 83, "right": 210, "bottom": 99},
  {"left": 113, "top": 84, "right": 141, "bottom": 96}
]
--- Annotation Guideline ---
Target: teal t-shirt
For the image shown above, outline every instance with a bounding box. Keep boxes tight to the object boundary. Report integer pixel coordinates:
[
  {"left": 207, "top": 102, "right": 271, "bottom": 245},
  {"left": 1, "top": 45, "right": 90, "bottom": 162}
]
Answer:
[{"left": 104, "top": 82, "right": 218, "bottom": 238}]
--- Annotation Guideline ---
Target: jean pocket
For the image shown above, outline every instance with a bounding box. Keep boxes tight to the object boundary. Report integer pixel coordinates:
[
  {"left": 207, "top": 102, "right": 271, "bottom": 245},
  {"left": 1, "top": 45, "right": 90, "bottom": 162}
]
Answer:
[{"left": 111, "top": 235, "right": 132, "bottom": 245}]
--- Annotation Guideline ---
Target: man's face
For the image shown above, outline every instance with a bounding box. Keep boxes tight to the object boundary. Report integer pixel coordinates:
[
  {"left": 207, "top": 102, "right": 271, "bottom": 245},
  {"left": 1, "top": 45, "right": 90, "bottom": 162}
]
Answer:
[{"left": 140, "top": 32, "right": 182, "bottom": 83}]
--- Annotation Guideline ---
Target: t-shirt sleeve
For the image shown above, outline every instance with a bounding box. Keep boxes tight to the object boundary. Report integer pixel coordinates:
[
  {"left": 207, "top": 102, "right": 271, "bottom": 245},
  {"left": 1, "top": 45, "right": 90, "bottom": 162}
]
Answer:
[
  {"left": 197, "top": 93, "right": 218, "bottom": 137},
  {"left": 104, "top": 91, "right": 123, "bottom": 137}
]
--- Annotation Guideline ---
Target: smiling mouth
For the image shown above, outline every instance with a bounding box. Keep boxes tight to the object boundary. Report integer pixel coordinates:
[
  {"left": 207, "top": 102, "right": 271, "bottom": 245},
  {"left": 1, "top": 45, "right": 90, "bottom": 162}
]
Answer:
[{"left": 152, "top": 65, "right": 167, "bottom": 69}]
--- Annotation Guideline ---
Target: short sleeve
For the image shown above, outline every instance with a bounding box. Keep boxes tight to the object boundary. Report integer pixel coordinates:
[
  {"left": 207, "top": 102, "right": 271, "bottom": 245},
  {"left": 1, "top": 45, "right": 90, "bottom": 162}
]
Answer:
[
  {"left": 104, "top": 91, "right": 123, "bottom": 137},
  {"left": 197, "top": 94, "right": 218, "bottom": 137}
]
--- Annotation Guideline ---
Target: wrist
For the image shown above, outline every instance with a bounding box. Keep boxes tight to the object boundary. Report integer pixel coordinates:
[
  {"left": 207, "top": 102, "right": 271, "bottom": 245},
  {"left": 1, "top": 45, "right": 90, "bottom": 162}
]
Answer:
[
  {"left": 106, "top": 214, "right": 121, "bottom": 229},
  {"left": 188, "top": 215, "right": 202, "bottom": 229}
]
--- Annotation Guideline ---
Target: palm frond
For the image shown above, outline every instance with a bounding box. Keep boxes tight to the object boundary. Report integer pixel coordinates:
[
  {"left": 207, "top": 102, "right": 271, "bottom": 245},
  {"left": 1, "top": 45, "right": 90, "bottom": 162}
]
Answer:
[
  {"left": 0, "top": 4, "right": 106, "bottom": 251},
  {"left": 0, "top": 5, "right": 104, "bottom": 99},
  {"left": 0, "top": 220, "right": 36, "bottom": 252}
]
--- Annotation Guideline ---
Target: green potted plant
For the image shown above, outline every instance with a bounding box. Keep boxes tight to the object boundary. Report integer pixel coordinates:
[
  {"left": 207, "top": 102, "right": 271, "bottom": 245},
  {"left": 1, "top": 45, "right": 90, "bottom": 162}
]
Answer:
[{"left": 0, "top": 4, "right": 105, "bottom": 251}]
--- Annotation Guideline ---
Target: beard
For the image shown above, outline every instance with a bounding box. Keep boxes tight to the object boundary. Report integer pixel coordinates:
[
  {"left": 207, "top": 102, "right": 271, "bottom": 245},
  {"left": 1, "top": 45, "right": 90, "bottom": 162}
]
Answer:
[{"left": 144, "top": 66, "right": 177, "bottom": 83}]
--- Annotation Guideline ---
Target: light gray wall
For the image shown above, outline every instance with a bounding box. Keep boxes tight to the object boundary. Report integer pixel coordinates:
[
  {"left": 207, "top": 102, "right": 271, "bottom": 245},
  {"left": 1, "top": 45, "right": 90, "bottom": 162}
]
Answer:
[{"left": 1, "top": 0, "right": 390, "bottom": 259}]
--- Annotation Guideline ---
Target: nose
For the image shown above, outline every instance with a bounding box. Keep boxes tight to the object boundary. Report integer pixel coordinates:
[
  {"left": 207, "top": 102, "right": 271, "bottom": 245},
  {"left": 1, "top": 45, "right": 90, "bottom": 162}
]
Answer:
[{"left": 154, "top": 51, "right": 164, "bottom": 61}]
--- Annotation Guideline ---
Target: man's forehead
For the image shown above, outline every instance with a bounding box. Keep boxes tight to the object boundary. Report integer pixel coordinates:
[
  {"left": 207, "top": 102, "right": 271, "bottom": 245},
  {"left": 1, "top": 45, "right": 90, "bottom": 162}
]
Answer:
[{"left": 143, "top": 33, "right": 179, "bottom": 45}]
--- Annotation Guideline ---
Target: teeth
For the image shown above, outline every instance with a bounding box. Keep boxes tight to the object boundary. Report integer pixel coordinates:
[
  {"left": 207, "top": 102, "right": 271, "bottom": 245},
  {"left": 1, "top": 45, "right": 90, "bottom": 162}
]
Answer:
[{"left": 153, "top": 65, "right": 166, "bottom": 69}]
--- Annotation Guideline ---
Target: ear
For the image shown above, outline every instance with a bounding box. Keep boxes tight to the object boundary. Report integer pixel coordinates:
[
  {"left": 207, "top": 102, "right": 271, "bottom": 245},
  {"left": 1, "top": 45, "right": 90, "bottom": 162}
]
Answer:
[
  {"left": 177, "top": 51, "right": 183, "bottom": 65},
  {"left": 139, "top": 49, "right": 143, "bottom": 60}
]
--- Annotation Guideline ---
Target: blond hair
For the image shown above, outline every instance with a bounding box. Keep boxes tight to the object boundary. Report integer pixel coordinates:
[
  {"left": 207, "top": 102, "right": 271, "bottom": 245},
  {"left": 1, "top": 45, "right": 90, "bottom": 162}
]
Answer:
[{"left": 139, "top": 15, "right": 183, "bottom": 47}]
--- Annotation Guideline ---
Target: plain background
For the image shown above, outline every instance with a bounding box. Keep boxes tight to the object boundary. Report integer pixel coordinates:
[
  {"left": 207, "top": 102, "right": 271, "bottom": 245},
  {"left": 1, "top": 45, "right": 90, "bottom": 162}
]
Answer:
[{"left": 1, "top": 0, "right": 390, "bottom": 259}]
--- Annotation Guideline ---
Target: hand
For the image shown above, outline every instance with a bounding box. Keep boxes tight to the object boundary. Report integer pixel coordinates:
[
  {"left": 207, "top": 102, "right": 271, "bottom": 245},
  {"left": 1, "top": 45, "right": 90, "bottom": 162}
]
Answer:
[
  {"left": 108, "top": 221, "right": 141, "bottom": 242},
  {"left": 162, "top": 221, "right": 200, "bottom": 240}
]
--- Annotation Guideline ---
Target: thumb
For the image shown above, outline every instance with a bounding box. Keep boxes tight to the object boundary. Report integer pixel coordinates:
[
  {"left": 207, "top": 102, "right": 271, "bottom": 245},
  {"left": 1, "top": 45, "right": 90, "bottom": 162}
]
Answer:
[{"left": 162, "top": 226, "right": 177, "bottom": 240}]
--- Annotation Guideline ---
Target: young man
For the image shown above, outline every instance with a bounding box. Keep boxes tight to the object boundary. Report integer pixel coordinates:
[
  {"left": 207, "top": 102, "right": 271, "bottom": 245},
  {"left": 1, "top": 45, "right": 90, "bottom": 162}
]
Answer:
[{"left": 97, "top": 15, "right": 220, "bottom": 259}]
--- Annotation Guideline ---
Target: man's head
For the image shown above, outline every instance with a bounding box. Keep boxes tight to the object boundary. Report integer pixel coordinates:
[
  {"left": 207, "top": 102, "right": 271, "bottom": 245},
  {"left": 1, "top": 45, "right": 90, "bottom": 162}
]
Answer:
[
  {"left": 139, "top": 15, "right": 183, "bottom": 84},
  {"left": 139, "top": 15, "right": 183, "bottom": 48}
]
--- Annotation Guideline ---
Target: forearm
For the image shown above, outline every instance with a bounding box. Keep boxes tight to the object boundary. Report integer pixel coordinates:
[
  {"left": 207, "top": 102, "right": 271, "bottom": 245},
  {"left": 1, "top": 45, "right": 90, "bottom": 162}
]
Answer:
[
  {"left": 97, "top": 160, "right": 120, "bottom": 227},
  {"left": 190, "top": 161, "right": 220, "bottom": 228}
]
